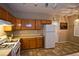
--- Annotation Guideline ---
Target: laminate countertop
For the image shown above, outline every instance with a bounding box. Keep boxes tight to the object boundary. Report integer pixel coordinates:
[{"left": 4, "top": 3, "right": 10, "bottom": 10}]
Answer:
[
  {"left": 0, "top": 49, "right": 11, "bottom": 56},
  {"left": 13, "top": 35, "right": 44, "bottom": 39}
]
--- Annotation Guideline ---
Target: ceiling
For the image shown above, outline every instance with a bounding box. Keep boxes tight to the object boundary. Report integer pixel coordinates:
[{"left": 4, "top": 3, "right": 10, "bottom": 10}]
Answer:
[{"left": 1, "top": 3, "right": 79, "bottom": 19}]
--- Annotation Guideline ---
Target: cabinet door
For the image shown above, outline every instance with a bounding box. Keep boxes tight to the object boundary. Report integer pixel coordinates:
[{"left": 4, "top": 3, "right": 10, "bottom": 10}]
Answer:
[
  {"left": 2, "top": 10, "right": 7, "bottom": 20},
  {"left": 0, "top": 7, "right": 12, "bottom": 22},
  {"left": 36, "top": 37, "right": 44, "bottom": 48},
  {"left": 0, "top": 7, "right": 2, "bottom": 19},
  {"left": 6, "top": 12, "right": 12, "bottom": 22},
  {"left": 20, "top": 38, "right": 30, "bottom": 49},
  {"left": 29, "top": 38, "right": 36, "bottom": 48},
  {"left": 0, "top": 7, "right": 6, "bottom": 20},
  {"left": 35, "top": 20, "right": 43, "bottom": 30},
  {"left": 15, "top": 18, "right": 22, "bottom": 30},
  {"left": 41, "top": 20, "right": 52, "bottom": 24},
  {"left": 12, "top": 17, "right": 16, "bottom": 30},
  {"left": 22, "top": 20, "right": 35, "bottom": 30}
]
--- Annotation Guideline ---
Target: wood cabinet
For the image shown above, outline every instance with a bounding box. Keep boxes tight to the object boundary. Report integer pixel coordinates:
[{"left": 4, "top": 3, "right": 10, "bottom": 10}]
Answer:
[
  {"left": 20, "top": 38, "right": 30, "bottom": 49},
  {"left": 0, "top": 7, "right": 12, "bottom": 22},
  {"left": 0, "top": 7, "right": 6, "bottom": 20},
  {"left": 35, "top": 20, "right": 43, "bottom": 30},
  {"left": 6, "top": 12, "right": 12, "bottom": 22},
  {"left": 20, "top": 37, "right": 44, "bottom": 50},
  {"left": 20, "top": 38, "right": 36, "bottom": 49},
  {"left": 14, "top": 18, "right": 22, "bottom": 30},
  {"left": 21, "top": 19, "right": 35, "bottom": 30},
  {"left": 0, "top": 6, "right": 52, "bottom": 30},
  {"left": 36, "top": 37, "right": 44, "bottom": 48},
  {"left": 41, "top": 20, "right": 52, "bottom": 24},
  {"left": 29, "top": 38, "right": 36, "bottom": 48}
]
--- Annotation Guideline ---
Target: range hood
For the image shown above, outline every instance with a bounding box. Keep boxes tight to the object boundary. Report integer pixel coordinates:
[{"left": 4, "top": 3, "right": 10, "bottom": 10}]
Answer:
[{"left": 0, "top": 20, "right": 13, "bottom": 26}]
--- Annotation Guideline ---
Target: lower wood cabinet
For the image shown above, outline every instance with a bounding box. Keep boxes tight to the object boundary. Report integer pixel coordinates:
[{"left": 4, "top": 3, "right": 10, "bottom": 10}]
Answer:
[
  {"left": 36, "top": 37, "right": 44, "bottom": 48},
  {"left": 29, "top": 38, "right": 36, "bottom": 48},
  {"left": 20, "top": 38, "right": 30, "bottom": 49},
  {"left": 35, "top": 20, "right": 43, "bottom": 30},
  {"left": 20, "top": 37, "right": 44, "bottom": 50}
]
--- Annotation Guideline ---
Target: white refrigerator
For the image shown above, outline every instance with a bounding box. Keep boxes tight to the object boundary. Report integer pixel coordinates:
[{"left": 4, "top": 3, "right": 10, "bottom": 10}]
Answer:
[{"left": 43, "top": 22, "right": 59, "bottom": 48}]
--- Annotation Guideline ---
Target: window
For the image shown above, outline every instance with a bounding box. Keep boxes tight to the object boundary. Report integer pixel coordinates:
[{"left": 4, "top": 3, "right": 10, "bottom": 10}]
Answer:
[{"left": 74, "top": 19, "right": 79, "bottom": 36}]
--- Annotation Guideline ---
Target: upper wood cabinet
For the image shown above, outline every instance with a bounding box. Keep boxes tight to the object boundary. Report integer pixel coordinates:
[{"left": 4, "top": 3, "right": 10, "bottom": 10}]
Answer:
[
  {"left": 0, "top": 6, "right": 52, "bottom": 30},
  {"left": 0, "top": 7, "right": 13, "bottom": 22},
  {"left": 41, "top": 20, "right": 52, "bottom": 24},
  {"left": 0, "top": 7, "right": 6, "bottom": 20},
  {"left": 6, "top": 12, "right": 12, "bottom": 22},
  {"left": 21, "top": 19, "right": 36, "bottom": 30},
  {"left": 35, "top": 20, "right": 43, "bottom": 30},
  {"left": 13, "top": 18, "right": 22, "bottom": 30}
]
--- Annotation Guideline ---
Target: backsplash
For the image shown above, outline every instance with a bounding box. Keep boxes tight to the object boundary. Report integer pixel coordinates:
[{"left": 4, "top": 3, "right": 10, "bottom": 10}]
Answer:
[{"left": 13, "top": 30, "right": 43, "bottom": 37}]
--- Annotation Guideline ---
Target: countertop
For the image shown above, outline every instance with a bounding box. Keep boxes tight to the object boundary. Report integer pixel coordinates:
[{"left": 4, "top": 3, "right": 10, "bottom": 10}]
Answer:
[
  {"left": 0, "top": 49, "right": 11, "bottom": 56},
  {"left": 13, "top": 35, "right": 44, "bottom": 38}
]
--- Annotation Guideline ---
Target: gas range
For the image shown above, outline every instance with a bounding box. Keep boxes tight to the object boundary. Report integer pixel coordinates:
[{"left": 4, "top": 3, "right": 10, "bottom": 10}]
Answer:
[
  {"left": 0, "top": 35, "right": 15, "bottom": 50},
  {"left": 0, "top": 44, "right": 14, "bottom": 49},
  {"left": 0, "top": 35, "right": 20, "bottom": 56}
]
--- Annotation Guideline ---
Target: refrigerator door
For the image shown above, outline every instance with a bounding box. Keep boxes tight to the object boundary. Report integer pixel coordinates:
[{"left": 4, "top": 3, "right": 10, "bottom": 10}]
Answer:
[
  {"left": 45, "top": 32, "right": 58, "bottom": 48},
  {"left": 45, "top": 25, "right": 55, "bottom": 31}
]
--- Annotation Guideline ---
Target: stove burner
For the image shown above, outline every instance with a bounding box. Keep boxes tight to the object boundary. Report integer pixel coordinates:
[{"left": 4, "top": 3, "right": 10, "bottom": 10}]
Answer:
[
  {"left": 0, "top": 45, "right": 7, "bottom": 48},
  {"left": 0, "top": 44, "right": 14, "bottom": 49}
]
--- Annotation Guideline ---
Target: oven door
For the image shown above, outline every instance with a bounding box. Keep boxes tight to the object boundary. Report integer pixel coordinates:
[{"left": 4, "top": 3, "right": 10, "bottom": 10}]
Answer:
[{"left": 11, "top": 41, "right": 20, "bottom": 56}]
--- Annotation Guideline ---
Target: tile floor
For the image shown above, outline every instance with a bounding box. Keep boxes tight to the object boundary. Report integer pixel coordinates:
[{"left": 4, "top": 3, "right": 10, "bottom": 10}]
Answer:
[{"left": 21, "top": 42, "right": 79, "bottom": 56}]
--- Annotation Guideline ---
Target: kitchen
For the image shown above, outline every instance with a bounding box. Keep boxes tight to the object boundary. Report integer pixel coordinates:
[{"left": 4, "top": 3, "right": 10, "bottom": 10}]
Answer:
[{"left": 0, "top": 3, "right": 79, "bottom": 56}]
